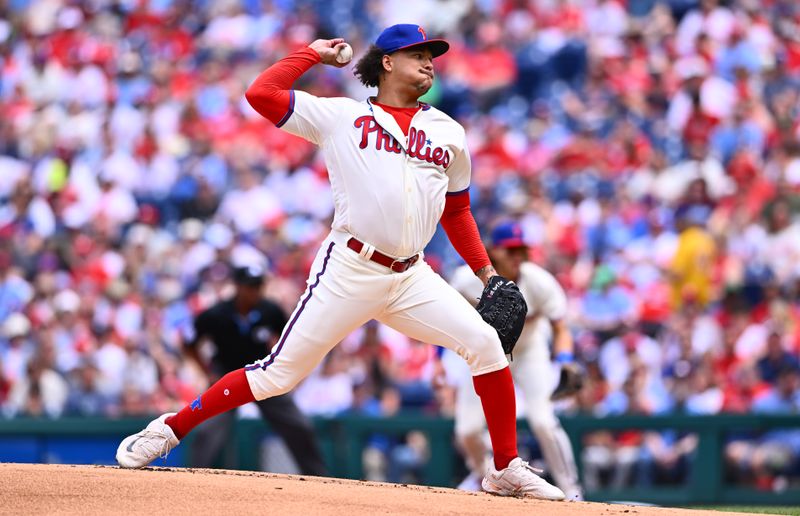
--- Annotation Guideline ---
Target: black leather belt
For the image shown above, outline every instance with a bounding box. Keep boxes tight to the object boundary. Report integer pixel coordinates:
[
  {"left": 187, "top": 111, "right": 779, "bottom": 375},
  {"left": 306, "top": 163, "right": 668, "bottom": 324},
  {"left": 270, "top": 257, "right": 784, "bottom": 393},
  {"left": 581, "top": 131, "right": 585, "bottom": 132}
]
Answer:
[{"left": 347, "top": 238, "right": 420, "bottom": 273}]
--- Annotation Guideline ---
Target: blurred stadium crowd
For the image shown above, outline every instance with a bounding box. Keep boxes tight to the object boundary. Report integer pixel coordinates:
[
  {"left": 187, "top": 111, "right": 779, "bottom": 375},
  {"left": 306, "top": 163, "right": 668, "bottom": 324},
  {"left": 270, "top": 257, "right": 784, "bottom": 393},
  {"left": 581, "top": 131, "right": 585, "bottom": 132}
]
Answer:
[{"left": 2, "top": 0, "right": 800, "bottom": 490}]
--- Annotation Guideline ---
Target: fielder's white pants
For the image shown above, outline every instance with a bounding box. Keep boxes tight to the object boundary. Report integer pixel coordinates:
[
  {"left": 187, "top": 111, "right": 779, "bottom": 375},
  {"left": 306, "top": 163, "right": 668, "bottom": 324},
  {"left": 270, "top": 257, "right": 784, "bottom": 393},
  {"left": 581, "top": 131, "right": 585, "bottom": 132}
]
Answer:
[
  {"left": 450, "top": 343, "right": 581, "bottom": 494},
  {"left": 245, "top": 230, "right": 508, "bottom": 400}
]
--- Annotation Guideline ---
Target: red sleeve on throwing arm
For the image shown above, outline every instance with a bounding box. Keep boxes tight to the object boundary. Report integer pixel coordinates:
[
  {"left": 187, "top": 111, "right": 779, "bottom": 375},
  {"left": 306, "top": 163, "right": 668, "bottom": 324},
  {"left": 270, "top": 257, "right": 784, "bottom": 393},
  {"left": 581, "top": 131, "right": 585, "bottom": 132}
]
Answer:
[
  {"left": 244, "top": 47, "right": 321, "bottom": 125},
  {"left": 440, "top": 190, "right": 492, "bottom": 273}
]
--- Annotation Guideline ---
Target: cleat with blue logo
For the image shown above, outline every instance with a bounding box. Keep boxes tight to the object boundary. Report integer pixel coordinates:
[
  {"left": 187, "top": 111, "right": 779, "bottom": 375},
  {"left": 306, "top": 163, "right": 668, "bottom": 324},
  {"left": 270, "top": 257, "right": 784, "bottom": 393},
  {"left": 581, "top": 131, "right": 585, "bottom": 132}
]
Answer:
[{"left": 116, "top": 413, "right": 180, "bottom": 469}]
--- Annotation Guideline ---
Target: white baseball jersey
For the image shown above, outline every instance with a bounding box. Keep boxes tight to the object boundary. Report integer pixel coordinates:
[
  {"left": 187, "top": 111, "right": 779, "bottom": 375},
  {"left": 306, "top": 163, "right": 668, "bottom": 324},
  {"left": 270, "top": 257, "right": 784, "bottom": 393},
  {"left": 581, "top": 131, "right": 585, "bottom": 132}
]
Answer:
[
  {"left": 243, "top": 86, "right": 509, "bottom": 403},
  {"left": 279, "top": 92, "right": 470, "bottom": 258},
  {"left": 450, "top": 262, "right": 568, "bottom": 360}
]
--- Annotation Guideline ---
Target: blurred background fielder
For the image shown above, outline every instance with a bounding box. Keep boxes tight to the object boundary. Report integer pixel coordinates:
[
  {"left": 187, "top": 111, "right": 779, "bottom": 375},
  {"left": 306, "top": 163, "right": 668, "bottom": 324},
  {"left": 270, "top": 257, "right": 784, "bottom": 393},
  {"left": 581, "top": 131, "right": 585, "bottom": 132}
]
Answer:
[{"left": 443, "top": 220, "right": 583, "bottom": 500}]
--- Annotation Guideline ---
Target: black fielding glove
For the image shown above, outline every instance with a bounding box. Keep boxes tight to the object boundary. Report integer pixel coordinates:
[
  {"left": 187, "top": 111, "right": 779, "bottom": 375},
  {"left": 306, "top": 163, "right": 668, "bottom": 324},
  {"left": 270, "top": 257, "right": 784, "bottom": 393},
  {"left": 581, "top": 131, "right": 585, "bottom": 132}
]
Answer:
[
  {"left": 475, "top": 275, "right": 527, "bottom": 357},
  {"left": 551, "top": 362, "right": 584, "bottom": 401}
]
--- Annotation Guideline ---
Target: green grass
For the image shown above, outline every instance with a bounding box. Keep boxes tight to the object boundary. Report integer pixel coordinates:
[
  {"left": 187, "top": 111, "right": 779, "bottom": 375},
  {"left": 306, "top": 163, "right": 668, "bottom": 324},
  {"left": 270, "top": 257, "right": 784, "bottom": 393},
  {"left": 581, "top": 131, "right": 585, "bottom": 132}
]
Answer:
[{"left": 688, "top": 507, "right": 800, "bottom": 515}]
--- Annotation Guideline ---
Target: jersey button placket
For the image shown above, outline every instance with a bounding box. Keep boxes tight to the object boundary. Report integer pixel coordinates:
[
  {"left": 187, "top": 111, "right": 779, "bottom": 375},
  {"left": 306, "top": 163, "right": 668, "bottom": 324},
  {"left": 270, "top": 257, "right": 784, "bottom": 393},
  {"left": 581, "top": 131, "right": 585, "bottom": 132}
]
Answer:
[
  {"left": 401, "top": 141, "right": 412, "bottom": 256},
  {"left": 403, "top": 109, "right": 425, "bottom": 256},
  {"left": 405, "top": 170, "right": 415, "bottom": 245}
]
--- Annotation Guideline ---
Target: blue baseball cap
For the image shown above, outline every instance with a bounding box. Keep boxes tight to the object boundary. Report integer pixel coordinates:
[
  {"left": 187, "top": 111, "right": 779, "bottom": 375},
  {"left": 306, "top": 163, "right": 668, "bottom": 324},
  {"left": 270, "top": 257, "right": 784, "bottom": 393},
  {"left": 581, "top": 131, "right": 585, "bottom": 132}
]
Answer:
[
  {"left": 375, "top": 24, "right": 449, "bottom": 58},
  {"left": 491, "top": 221, "right": 527, "bottom": 249}
]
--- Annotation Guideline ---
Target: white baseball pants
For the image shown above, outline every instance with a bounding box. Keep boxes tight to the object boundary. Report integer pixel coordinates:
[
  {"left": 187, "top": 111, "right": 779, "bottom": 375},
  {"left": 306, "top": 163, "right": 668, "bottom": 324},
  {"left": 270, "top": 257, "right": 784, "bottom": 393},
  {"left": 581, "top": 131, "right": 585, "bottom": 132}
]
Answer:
[{"left": 245, "top": 230, "right": 508, "bottom": 399}]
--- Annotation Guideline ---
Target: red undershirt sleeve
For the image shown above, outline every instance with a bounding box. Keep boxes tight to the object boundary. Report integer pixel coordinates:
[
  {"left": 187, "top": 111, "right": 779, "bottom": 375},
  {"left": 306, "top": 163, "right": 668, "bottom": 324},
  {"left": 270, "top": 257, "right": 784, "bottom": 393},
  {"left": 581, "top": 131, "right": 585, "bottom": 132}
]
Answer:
[
  {"left": 440, "top": 190, "right": 492, "bottom": 273},
  {"left": 244, "top": 47, "right": 321, "bottom": 126}
]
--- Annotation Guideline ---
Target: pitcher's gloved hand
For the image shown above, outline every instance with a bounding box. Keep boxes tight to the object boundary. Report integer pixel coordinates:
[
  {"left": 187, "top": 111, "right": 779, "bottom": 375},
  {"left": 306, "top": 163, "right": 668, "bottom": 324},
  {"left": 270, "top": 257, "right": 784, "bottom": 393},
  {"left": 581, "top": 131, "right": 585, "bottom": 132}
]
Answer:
[{"left": 476, "top": 275, "right": 527, "bottom": 356}]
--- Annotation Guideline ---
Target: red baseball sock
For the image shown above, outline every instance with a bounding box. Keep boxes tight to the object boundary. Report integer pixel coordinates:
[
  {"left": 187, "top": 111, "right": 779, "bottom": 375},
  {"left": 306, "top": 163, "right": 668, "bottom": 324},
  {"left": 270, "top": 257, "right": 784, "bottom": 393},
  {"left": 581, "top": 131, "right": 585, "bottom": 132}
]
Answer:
[
  {"left": 165, "top": 369, "right": 256, "bottom": 440},
  {"left": 472, "top": 366, "right": 518, "bottom": 470}
]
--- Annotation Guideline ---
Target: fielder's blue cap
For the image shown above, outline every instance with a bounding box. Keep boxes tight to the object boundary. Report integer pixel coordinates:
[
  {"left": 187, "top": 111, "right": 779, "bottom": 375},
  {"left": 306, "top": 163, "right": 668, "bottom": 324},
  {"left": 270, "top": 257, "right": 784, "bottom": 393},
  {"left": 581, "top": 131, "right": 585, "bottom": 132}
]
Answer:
[
  {"left": 491, "top": 221, "right": 526, "bottom": 249},
  {"left": 375, "top": 24, "right": 449, "bottom": 58}
]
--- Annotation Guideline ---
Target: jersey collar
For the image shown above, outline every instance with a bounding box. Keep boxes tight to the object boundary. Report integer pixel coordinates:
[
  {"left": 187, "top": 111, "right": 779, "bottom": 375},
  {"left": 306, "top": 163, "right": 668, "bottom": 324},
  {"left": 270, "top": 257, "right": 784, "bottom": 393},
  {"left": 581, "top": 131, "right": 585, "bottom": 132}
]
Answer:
[{"left": 366, "top": 97, "right": 432, "bottom": 151}]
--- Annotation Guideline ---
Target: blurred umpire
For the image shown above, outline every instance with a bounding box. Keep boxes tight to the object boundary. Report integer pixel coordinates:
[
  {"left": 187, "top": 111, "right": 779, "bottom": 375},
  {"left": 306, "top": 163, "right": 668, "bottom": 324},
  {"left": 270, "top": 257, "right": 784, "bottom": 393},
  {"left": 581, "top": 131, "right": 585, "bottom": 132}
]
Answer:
[{"left": 184, "top": 264, "right": 328, "bottom": 476}]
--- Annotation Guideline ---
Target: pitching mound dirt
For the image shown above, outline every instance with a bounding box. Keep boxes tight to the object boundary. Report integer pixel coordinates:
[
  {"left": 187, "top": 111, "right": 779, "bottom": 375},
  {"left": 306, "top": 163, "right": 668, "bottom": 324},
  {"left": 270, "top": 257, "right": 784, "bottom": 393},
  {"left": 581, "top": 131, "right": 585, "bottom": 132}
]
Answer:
[{"left": 0, "top": 463, "right": 768, "bottom": 516}]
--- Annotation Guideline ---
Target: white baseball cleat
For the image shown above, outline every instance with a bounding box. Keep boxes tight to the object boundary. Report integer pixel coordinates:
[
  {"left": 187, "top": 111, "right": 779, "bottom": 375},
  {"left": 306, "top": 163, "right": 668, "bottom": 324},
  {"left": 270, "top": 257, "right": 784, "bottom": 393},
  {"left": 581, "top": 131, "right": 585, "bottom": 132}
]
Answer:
[
  {"left": 116, "top": 412, "right": 180, "bottom": 469},
  {"left": 481, "top": 457, "right": 566, "bottom": 500}
]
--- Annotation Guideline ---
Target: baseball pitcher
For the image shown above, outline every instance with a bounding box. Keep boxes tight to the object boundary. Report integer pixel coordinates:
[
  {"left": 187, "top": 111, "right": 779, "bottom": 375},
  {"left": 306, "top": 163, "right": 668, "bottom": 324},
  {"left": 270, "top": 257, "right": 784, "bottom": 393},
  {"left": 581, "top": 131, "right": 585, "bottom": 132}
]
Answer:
[{"left": 116, "top": 25, "right": 563, "bottom": 500}]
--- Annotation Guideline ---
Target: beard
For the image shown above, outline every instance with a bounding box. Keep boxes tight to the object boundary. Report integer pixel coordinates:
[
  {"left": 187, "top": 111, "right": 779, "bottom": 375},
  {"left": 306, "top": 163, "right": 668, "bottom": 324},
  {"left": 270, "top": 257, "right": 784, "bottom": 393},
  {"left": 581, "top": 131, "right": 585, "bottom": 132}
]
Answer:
[{"left": 414, "top": 78, "right": 432, "bottom": 95}]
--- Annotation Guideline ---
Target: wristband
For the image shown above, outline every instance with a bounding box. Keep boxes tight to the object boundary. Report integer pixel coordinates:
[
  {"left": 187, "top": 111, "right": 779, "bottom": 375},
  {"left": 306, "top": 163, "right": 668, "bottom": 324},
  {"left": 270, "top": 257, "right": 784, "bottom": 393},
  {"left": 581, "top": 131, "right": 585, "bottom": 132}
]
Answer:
[{"left": 555, "top": 351, "right": 574, "bottom": 364}]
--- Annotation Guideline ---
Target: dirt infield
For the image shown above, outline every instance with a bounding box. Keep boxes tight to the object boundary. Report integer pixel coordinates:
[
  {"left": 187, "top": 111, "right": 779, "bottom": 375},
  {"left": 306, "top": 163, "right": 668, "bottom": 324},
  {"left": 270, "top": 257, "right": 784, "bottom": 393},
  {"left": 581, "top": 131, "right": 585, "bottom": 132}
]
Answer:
[{"left": 0, "top": 463, "right": 770, "bottom": 516}]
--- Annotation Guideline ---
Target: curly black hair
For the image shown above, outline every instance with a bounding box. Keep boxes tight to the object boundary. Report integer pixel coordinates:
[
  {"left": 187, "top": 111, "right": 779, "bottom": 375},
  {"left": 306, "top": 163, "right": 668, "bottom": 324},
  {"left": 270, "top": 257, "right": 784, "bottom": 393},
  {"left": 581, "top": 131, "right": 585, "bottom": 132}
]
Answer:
[{"left": 353, "top": 44, "right": 386, "bottom": 88}]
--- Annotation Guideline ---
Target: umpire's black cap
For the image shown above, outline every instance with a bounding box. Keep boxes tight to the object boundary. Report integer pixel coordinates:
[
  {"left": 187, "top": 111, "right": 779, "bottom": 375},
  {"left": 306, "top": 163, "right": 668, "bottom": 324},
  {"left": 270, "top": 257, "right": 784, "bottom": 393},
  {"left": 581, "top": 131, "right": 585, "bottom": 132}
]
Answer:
[{"left": 232, "top": 264, "right": 266, "bottom": 286}]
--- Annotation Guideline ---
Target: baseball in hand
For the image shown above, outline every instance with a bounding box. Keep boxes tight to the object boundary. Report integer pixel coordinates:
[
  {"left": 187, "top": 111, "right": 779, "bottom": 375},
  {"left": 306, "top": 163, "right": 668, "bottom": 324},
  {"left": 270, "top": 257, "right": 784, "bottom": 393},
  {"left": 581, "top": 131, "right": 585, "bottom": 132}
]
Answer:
[{"left": 336, "top": 43, "right": 353, "bottom": 64}]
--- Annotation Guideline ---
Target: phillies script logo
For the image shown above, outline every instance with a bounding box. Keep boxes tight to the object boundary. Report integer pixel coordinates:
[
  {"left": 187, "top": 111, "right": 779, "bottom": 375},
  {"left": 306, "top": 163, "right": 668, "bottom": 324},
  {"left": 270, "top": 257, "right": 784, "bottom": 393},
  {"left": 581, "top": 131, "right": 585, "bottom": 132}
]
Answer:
[{"left": 354, "top": 116, "right": 451, "bottom": 168}]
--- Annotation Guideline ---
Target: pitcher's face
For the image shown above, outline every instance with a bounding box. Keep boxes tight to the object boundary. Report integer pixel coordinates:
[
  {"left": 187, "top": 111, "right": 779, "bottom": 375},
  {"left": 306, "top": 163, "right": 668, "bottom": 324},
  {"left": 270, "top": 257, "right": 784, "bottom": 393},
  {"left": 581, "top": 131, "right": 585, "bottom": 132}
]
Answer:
[{"left": 383, "top": 47, "right": 435, "bottom": 96}]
